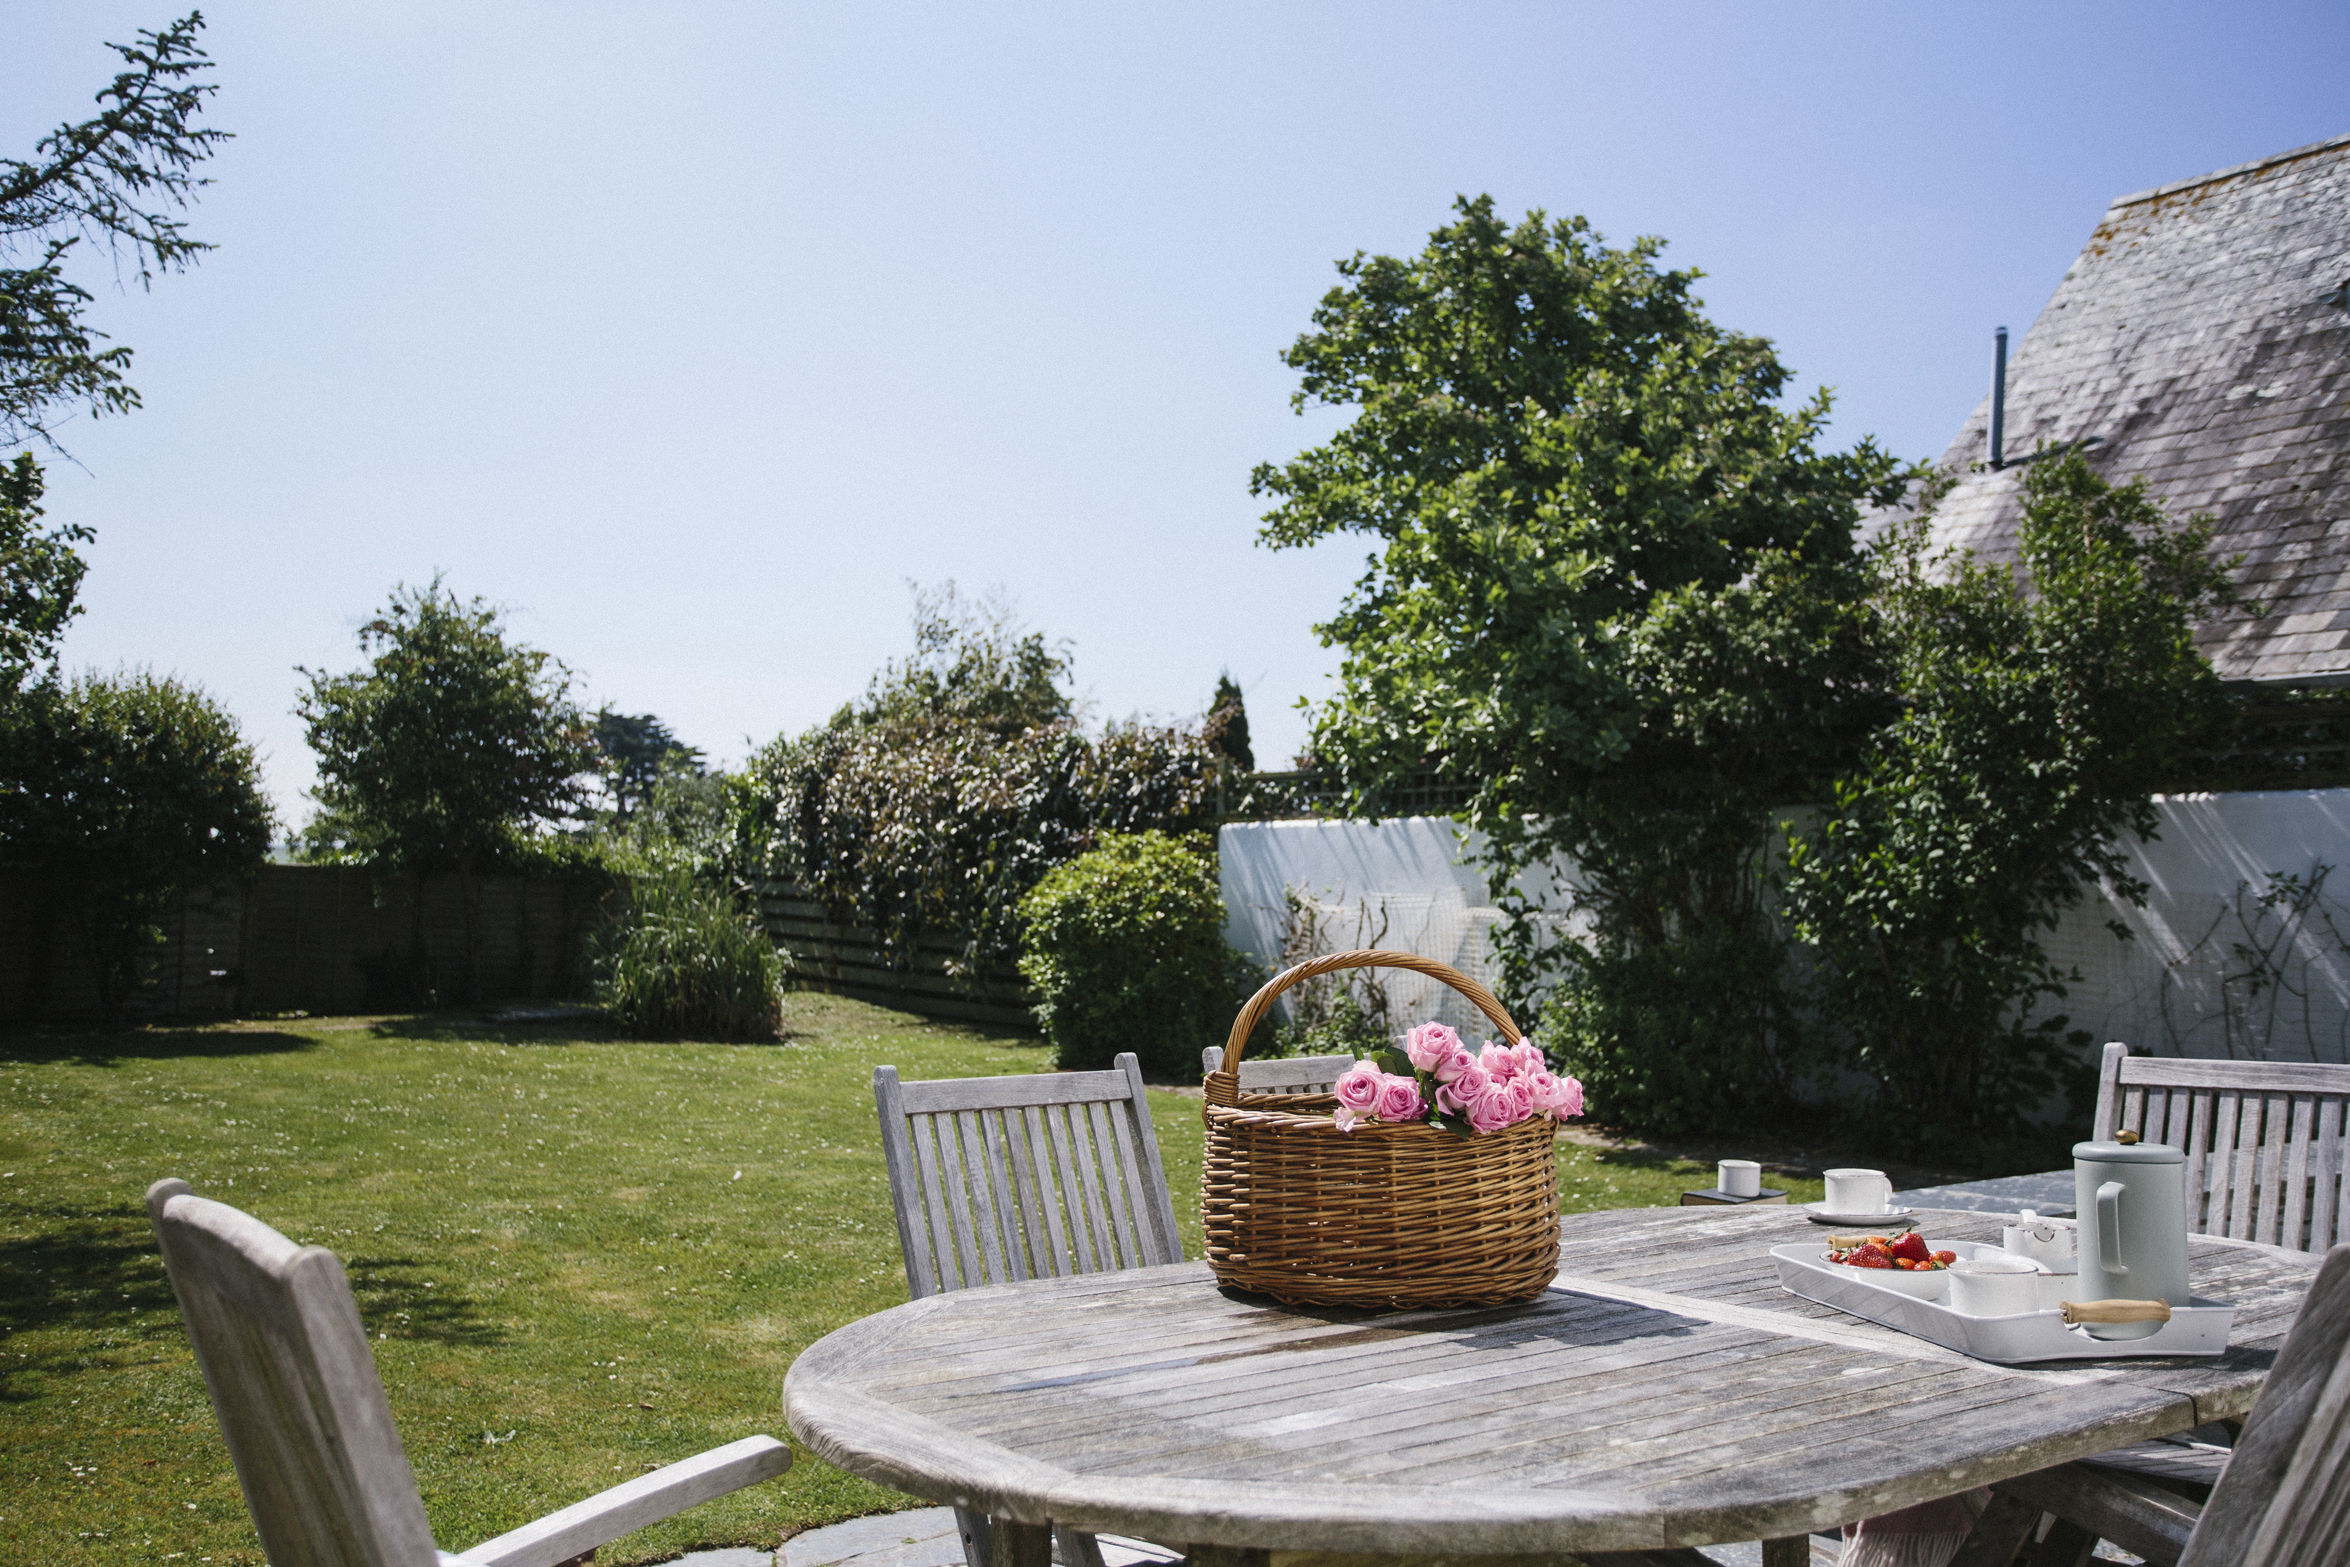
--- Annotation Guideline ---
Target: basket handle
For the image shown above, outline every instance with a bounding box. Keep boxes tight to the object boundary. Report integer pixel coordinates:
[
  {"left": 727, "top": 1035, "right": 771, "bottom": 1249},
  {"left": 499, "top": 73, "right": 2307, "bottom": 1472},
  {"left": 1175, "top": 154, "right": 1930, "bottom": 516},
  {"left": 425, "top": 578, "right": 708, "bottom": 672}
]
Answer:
[{"left": 1217, "top": 948, "right": 1521, "bottom": 1080}]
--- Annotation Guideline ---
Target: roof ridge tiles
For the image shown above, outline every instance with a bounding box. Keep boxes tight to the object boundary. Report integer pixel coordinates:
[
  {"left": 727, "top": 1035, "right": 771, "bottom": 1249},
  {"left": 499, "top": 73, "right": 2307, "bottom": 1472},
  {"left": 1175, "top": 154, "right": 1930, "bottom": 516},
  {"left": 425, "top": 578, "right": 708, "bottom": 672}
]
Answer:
[{"left": 2107, "top": 130, "right": 2350, "bottom": 211}]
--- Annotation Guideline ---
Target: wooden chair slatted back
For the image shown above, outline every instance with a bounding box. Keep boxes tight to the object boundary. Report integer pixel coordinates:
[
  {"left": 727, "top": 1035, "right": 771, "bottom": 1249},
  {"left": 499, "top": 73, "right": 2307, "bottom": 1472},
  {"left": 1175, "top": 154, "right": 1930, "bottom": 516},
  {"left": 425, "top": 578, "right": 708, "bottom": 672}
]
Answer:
[
  {"left": 146, "top": 1178, "right": 439, "bottom": 1567},
  {"left": 874, "top": 1053, "right": 1182, "bottom": 1299},
  {"left": 1198, "top": 1047, "right": 1355, "bottom": 1096},
  {"left": 2095, "top": 1043, "right": 2350, "bottom": 1252},
  {"left": 2181, "top": 1243, "right": 2350, "bottom": 1567}
]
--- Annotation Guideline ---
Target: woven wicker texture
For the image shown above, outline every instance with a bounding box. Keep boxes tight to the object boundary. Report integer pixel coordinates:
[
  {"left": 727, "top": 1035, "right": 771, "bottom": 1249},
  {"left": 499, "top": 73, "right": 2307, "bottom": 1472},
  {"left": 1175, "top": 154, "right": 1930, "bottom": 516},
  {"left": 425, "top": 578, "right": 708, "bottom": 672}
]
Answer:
[{"left": 1202, "top": 949, "right": 1560, "bottom": 1309}]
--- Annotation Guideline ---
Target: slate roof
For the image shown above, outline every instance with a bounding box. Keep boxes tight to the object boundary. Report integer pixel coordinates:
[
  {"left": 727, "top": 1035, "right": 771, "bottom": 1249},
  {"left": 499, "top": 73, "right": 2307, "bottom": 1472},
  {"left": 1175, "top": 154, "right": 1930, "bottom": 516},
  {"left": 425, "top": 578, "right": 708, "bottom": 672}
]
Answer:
[{"left": 1909, "top": 131, "right": 2350, "bottom": 686}]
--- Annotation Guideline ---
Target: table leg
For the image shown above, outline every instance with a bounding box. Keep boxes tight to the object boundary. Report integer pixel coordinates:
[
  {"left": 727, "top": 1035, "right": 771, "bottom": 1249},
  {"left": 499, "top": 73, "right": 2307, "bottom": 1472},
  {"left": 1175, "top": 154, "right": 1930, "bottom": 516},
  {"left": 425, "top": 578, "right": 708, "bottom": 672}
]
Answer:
[
  {"left": 1948, "top": 1491, "right": 2043, "bottom": 1567},
  {"left": 955, "top": 1507, "right": 993, "bottom": 1567},
  {"left": 989, "top": 1518, "right": 1053, "bottom": 1567}
]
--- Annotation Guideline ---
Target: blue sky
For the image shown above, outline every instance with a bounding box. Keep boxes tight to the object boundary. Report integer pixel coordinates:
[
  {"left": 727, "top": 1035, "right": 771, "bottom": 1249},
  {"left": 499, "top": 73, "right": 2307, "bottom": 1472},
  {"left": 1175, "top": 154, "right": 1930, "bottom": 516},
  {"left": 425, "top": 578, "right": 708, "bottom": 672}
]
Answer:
[{"left": 9, "top": 2, "right": 2347, "bottom": 828}]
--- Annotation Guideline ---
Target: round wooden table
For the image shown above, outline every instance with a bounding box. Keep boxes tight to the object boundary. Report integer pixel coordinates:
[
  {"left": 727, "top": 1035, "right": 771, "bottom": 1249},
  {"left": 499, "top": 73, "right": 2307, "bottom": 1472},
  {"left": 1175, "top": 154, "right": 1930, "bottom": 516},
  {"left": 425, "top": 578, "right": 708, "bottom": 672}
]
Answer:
[{"left": 783, "top": 1205, "right": 2319, "bottom": 1564}]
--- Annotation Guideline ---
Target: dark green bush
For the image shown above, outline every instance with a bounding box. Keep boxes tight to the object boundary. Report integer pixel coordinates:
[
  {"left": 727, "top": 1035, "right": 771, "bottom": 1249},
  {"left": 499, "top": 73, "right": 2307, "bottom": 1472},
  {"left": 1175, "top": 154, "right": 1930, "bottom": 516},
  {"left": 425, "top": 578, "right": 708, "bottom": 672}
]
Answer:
[
  {"left": 593, "top": 869, "right": 788, "bottom": 1039},
  {"left": 1018, "top": 831, "right": 1245, "bottom": 1075}
]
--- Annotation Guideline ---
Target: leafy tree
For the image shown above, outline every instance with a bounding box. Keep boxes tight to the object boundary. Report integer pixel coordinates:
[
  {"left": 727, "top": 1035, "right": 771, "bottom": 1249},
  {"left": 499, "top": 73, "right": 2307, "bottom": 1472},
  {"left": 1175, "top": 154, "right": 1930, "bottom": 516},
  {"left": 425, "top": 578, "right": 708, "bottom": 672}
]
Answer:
[
  {"left": 592, "top": 709, "right": 703, "bottom": 819},
  {"left": 0, "top": 453, "right": 90, "bottom": 699},
  {"left": 1206, "top": 669, "right": 1253, "bottom": 773},
  {"left": 1253, "top": 195, "right": 1906, "bottom": 1134},
  {"left": 3, "top": 13, "right": 226, "bottom": 451},
  {"left": 1783, "top": 452, "right": 2242, "bottom": 1147},
  {"left": 852, "top": 580, "right": 1074, "bottom": 736},
  {"left": 0, "top": 670, "right": 271, "bottom": 1021},
  {"left": 295, "top": 579, "right": 595, "bottom": 999}
]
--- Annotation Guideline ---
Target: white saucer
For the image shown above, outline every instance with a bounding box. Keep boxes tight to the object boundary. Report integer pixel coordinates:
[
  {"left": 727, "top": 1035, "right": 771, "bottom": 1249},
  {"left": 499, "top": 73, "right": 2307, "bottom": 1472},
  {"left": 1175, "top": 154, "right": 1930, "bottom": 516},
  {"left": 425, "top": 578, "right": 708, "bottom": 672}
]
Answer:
[{"left": 1804, "top": 1203, "right": 1916, "bottom": 1227}]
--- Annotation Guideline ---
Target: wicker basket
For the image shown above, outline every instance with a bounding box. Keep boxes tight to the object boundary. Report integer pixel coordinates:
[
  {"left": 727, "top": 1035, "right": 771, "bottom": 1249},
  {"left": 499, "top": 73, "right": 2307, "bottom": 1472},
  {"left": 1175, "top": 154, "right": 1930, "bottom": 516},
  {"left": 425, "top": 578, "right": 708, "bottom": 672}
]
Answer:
[{"left": 1201, "top": 949, "right": 1561, "bottom": 1309}]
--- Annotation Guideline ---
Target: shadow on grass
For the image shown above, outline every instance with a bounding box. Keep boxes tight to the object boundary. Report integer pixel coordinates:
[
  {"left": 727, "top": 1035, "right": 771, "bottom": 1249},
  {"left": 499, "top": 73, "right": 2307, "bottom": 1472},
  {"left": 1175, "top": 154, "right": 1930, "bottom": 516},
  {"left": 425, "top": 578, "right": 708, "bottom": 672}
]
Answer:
[
  {"left": 0, "top": 1201, "right": 190, "bottom": 1403},
  {"left": 340, "top": 1254, "right": 505, "bottom": 1349},
  {"left": 366, "top": 1009, "right": 618, "bottom": 1046},
  {"left": 0, "top": 1198, "right": 506, "bottom": 1405},
  {"left": 0, "top": 1027, "right": 318, "bottom": 1067}
]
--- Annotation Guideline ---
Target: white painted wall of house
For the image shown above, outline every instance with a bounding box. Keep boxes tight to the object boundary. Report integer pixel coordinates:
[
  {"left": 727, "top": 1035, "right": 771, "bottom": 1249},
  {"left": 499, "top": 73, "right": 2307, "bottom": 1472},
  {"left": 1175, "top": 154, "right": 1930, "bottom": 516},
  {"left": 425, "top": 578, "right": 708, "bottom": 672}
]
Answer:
[{"left": 1219, "top": 790, "right": 2350, "bottom": 1064}]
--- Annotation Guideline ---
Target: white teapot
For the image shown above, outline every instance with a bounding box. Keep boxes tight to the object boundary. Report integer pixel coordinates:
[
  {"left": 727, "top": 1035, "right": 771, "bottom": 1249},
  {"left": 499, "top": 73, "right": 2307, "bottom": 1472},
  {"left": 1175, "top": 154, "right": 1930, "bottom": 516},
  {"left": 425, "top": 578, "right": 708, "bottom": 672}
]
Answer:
[{"left": 2071, "top": 1138, "right": 2191, "bottom": 1340}]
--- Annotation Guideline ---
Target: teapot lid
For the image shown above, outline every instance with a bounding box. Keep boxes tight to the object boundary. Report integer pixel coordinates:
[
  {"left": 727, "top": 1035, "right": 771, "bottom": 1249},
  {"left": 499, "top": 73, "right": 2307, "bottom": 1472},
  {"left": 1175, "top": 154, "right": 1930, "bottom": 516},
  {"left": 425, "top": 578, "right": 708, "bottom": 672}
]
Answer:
[{"left": 2075, "top": 1138, "right": 2184, "bottom": 1164}]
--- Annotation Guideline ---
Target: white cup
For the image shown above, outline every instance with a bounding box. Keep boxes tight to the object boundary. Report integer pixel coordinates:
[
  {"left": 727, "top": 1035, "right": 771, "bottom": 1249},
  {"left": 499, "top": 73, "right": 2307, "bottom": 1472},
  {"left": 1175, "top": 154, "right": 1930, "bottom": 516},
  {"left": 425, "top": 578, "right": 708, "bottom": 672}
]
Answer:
[
  {"left": 1718, "top": 1159, "right": 1761, "bottom": 1198},
  {"left": 1824, "top": 1168, "right": 1893, "bottom": 1215}
]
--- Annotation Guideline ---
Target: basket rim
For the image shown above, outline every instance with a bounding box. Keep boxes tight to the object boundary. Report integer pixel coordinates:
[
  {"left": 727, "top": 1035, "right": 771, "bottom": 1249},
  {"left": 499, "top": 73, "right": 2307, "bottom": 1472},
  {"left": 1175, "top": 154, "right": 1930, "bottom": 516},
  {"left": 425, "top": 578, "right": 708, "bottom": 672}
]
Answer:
[{"left": 1202, "top": 1098, "right": 1563, "bottom": 1140}]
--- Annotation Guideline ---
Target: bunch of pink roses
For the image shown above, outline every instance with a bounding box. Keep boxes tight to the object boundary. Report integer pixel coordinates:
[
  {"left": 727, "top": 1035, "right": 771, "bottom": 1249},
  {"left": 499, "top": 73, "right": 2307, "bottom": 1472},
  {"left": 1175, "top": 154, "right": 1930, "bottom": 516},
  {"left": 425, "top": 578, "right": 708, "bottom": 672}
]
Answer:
[{"left": 1330, "top": 1021, "right": 1585, "bottom": 1134}]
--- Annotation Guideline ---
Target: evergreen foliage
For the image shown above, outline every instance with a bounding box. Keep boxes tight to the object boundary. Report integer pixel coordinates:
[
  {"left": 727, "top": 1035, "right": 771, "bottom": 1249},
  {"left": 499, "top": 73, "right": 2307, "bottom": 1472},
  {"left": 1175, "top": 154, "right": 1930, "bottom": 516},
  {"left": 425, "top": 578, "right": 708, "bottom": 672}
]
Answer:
[
  {"left": 0, "top": 453, "right": 90, "bottom": 700},
  {"left": 1207, "top": 670, "right": 1253, "bottom": 773},
  {"left": 2, "top": 13, "right": 226, "bottom": 451},
  {"left": 592, "top": 710, "right": 704, "bottom": 819}
]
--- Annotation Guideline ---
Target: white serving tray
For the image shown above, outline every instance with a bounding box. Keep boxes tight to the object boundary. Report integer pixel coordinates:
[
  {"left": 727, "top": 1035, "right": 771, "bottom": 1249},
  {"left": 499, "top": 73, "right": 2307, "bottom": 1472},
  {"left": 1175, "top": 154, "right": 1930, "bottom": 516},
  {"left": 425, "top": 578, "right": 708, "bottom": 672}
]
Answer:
[{"left": 1772, "top": 1241, "right": 2235, "bottom": 1364}]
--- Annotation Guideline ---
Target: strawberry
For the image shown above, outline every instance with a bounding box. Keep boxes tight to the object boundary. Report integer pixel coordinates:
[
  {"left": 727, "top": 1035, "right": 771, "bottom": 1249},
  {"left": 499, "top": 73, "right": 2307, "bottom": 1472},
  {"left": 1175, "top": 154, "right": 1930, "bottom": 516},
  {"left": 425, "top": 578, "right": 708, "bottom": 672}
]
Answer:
[{"left": 1888, "top": 1232, "right": 1932, "bottom": 1264}]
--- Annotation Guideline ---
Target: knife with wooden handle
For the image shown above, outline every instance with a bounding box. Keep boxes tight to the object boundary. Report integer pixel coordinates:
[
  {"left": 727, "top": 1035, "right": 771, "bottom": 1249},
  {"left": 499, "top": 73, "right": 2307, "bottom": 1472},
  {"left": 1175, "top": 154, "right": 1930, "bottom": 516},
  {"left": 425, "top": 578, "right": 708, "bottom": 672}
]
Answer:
[{"left": 2060, "top": 1299, "right": 2173, "bottom": 1325}]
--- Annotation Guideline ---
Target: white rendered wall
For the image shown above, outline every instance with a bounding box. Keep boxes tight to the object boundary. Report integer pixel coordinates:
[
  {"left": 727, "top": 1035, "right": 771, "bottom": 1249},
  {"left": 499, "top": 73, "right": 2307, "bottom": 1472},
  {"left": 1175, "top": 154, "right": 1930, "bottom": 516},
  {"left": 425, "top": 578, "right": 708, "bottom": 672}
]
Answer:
[{"left": 1222, "top": 791, "right": 2350, "bottom": 1064}]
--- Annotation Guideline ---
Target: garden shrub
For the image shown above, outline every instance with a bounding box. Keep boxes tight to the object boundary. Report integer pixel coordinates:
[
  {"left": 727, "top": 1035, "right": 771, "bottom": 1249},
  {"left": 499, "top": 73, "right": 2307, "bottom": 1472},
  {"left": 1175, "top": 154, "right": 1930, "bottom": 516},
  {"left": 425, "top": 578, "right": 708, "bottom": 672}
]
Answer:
[
  {"left": 1018, "top": 831, "right": 1247, "bottom": 1075},
  {"left": 593, "top": 868, "right": 788, "bottom": 1039}
]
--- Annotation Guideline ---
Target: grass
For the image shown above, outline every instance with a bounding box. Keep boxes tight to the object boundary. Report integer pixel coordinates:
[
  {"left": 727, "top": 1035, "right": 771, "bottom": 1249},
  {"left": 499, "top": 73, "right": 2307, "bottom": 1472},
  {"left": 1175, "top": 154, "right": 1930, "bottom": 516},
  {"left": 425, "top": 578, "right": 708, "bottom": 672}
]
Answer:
[{"left": 0, "top": 995, "right": 1822, "bottom": 1567}]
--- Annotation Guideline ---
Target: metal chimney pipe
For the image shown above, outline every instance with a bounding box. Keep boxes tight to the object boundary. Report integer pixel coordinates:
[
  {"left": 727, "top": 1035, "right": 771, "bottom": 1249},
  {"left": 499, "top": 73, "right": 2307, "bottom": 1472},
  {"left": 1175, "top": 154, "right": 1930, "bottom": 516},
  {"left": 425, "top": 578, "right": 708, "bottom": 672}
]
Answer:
[{"left": 1990, "top": 326, "right": 2009, "bottom": 471}]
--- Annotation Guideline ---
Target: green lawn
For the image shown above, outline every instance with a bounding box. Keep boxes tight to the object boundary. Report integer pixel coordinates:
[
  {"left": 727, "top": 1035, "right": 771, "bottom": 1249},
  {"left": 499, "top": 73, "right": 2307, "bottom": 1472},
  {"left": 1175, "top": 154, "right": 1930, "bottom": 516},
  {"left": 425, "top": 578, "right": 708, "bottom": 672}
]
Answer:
[{"left": 0, "top": 997, "right": 1820, "bottom": 1567}]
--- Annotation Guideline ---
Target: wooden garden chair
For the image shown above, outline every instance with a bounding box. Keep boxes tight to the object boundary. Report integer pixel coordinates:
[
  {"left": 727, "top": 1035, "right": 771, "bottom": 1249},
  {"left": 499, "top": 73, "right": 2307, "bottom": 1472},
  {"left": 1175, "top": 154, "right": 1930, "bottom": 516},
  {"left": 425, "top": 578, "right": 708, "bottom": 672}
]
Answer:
[
  {"left": 1953, "top": 1242, "right": 2350, "bottom": 1567},
  {"left": 1198, "top": 1045, "right": 1353, "bottom": 1096},
  {"left": 873, "top": 1053, "right": 1184, "bottom": 1567},
  {"left": 146, "top": 1177, "right": 792, "bottom": 1567},
  {"left": 2092, "top": 1040, "right": 2350, "bottom": 1252}
]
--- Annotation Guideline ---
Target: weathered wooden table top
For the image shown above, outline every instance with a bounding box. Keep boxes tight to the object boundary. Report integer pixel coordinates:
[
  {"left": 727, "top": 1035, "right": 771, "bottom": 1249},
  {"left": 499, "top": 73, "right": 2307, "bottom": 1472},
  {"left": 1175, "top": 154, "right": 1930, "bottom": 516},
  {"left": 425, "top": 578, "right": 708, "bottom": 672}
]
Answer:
[{"left": 782, "top": 1205, "right": 2321, "bottom": 1557}]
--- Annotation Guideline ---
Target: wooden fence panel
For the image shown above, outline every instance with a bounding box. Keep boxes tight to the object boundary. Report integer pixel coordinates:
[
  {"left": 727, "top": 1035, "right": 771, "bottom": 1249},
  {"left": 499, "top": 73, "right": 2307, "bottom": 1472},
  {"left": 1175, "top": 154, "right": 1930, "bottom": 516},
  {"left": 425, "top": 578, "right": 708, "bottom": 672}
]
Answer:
[
  {"left": 0, "top": 865, "right": 617, "bottom": 1026},
  {"left": 759, "top": 883, "right": 1035, "bottom": 1030}
]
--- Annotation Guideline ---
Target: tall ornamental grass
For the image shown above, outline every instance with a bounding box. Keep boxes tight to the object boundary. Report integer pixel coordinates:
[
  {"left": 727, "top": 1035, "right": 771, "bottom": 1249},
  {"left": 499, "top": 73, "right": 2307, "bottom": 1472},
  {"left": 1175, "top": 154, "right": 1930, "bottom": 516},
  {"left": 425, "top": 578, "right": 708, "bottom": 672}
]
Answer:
[{"left": 593, "top": 869, "right": 788, "bottom": 1039}]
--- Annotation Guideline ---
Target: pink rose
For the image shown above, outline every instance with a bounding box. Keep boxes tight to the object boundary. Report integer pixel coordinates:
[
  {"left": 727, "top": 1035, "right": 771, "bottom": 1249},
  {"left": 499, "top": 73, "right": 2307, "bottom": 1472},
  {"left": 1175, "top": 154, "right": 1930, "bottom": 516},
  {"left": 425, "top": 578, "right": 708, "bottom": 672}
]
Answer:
[
  {"left": 1334, "top": 1061, "right": 1382, "bottom": 1117},
  {"left": 1333, "top": 1104, "right": 1361, "bottom": 1132},
  {"left": 1466, "top": 1079, "right": 1522, "bottom": 1133},
  {"left": 1374, "top": 1072, "right": 1426, "bottom": 1123},
  {"left": 1403, "top": 1022, "right": 1464, "bottom": 1072},
  {"left": 1432, "top": 1043, "right": 1478, "bottom": 1084},
  {"left": 1478, "top": 1041, "right": 1518, "bottom": 1081},
  {"left": 1436, "top": 1062, "right": 1491, "bottom": 1116},
  {"left": 1523, "top": 1068, "right": 1566, "bottom": 1113},
  {"left": 1555, "top": 1073, "right": 1585, "bottom": 1118},
  {"left": 1505, "top": 1077, "right": 1534, "bottom": 1121},
  {"left": 1509, "top": 1041, "right": 1546, "bottom": 1079}
]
